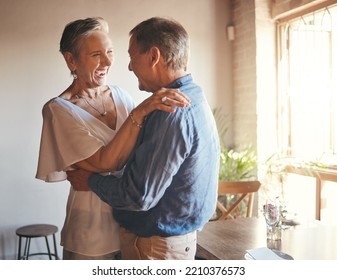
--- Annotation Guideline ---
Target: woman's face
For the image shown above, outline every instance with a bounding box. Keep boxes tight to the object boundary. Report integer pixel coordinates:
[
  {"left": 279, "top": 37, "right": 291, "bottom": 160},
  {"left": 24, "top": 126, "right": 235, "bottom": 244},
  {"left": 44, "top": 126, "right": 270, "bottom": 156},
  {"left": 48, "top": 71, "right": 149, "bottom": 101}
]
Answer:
[{"left": 74, "top": 30, "right": 114, "bottom": 88}]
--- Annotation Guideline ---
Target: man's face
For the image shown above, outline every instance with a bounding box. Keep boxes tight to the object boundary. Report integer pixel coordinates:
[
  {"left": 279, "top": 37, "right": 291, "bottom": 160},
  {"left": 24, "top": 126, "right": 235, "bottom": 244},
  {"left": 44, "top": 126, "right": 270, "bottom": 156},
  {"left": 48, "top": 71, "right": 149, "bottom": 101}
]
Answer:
[{"left": 128, "top": 36, "right": 154, "bottom": 92}]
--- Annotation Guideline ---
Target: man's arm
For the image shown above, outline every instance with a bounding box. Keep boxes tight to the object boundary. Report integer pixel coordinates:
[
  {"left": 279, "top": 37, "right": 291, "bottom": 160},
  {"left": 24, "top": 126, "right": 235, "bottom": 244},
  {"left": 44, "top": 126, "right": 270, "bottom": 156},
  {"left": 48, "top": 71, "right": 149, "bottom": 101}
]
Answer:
[
  {"left": 87, "top": 110, "right": 190, "bottom": 211},
  {"left": 74, "top": 89, "right": 190, "bottom": 173}
]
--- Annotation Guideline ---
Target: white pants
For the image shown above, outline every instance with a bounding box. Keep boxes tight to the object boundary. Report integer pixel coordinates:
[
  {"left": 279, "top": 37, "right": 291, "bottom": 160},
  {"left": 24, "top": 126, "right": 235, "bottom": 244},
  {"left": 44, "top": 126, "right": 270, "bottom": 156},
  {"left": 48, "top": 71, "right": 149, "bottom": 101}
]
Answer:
[{"left": 62, "top": 249, "right": 120, "bottom": 260}]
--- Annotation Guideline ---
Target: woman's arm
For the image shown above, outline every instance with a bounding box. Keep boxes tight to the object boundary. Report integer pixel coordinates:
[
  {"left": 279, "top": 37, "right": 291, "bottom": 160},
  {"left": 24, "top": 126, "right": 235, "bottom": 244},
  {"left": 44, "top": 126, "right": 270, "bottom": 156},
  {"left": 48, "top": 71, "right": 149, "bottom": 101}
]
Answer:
[{"left": 74, "top": 88, "right": 189, "bottom": 172}]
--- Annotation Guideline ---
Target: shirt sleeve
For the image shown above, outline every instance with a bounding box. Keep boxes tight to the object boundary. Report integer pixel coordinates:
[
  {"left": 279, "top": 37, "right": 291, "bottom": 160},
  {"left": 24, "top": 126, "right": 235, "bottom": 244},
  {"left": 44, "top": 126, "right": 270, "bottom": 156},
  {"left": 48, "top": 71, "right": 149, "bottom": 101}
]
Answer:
[
  {"left": 89, "top": 110, "right": 191, "bottom": 211},
  {"left": 36, "top": 99, "right": 105, "bottom": 182}
]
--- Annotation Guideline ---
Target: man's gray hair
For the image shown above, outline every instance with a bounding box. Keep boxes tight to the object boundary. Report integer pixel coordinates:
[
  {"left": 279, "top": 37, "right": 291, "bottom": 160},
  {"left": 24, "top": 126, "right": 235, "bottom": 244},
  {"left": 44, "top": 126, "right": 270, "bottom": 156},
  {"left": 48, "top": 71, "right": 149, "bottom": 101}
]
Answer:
[{"left": 130, "top": 17, "right": 190, "bottom": 71}]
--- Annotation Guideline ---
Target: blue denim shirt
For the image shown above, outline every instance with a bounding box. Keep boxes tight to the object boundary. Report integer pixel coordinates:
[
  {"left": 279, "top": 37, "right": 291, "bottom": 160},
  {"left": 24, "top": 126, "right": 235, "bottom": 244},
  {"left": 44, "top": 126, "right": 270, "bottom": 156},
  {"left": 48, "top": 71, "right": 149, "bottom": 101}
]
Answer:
[{"left": 89, "top": 74, "right": 220, "bottom": 237}]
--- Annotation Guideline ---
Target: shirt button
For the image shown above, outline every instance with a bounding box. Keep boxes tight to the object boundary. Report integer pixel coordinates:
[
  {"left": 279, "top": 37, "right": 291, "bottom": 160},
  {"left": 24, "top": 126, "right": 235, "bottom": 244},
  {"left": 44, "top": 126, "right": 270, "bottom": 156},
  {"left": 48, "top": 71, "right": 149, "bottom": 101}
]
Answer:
[{"left": 185, "top": 247, "right": 190, "bottom": 252}]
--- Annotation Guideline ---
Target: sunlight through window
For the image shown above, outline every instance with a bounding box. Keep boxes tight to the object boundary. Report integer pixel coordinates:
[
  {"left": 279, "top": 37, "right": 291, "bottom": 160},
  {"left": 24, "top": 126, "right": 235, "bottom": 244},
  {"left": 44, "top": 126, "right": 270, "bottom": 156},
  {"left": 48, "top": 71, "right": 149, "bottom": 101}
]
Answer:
[{"left": 277, "top": 5, "right": 337, "bottom": 165}]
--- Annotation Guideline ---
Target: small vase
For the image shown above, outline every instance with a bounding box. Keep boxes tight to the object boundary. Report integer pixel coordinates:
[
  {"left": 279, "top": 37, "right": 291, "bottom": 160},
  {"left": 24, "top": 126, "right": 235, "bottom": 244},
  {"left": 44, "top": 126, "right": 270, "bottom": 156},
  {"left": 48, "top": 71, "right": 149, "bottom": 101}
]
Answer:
[{"left": 266, "top": 223, "right": 282, "bottom": 241}]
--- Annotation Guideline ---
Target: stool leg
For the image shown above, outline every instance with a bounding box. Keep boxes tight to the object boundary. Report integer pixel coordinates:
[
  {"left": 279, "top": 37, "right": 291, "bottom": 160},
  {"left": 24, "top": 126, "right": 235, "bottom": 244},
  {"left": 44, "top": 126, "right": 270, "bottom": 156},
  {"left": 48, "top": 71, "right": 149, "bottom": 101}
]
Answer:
[
  {"left": 52, "top": 234, "right": 59, "bottom": 260},
  {"left": 23, "top": 238, "right": 31, "bottom": 260},
  {"left": 17, "top": 237, "right": 22, "bottom": 260},
  {"left": 44, "top": 236, "right": 52, "bottom": 260}
]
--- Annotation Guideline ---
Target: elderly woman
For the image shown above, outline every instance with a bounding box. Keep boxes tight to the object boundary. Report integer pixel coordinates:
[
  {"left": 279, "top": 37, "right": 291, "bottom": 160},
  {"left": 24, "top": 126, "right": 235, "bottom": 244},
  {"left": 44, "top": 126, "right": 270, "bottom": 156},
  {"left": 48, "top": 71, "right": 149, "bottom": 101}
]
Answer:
[{"left": 35, "top": 17, "right": 189, "bottom": 260}]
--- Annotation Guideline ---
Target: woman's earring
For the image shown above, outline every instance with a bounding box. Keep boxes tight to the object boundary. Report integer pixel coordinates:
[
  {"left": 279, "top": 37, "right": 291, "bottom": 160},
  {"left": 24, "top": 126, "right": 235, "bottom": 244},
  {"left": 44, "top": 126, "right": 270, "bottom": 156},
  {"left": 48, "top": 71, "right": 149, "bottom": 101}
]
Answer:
[{"left": 71, "top": 71, "right": 78, "bottom": 80}]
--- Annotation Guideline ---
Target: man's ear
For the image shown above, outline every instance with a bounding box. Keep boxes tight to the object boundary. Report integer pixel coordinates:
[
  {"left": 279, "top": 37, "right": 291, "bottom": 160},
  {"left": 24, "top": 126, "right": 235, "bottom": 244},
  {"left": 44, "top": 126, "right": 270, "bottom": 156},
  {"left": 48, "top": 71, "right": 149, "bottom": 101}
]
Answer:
[
  {"left": 63, "top": 51, "right": 77, "bottom": 72},
  {"left": 149, "top": 47, "right": 160, "bottom": 67}
]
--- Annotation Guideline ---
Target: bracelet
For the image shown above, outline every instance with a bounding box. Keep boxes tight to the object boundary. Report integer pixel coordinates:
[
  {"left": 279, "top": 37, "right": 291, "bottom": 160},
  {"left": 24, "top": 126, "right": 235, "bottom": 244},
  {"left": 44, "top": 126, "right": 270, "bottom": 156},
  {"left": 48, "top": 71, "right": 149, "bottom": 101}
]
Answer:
[{"left": 129, "top": 112, "right": 143, "bottom": 128}]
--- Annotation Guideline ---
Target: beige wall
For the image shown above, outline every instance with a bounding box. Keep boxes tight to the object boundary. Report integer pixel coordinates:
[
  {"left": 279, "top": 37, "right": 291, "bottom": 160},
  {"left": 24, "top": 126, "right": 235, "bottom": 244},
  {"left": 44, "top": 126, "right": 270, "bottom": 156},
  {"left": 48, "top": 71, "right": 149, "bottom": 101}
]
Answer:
[{"left": 0, "top": 0, "right": 232, "bottom": 259}]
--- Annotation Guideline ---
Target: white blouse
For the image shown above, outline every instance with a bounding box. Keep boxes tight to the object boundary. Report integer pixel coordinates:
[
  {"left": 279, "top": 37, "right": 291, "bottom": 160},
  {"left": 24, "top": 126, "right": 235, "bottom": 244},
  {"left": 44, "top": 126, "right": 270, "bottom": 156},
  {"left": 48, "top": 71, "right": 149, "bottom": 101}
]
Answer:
[{"left": 36, "top": 85, "right": 134, "bottom": 256}]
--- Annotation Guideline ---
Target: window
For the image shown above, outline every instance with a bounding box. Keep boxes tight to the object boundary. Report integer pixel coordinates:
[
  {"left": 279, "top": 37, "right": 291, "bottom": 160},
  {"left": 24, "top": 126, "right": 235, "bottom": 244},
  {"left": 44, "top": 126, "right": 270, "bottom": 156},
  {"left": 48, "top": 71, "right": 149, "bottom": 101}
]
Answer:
[
  {"left": 277, "top": 5, "right": 337, "bottom": 164},
  {"left": 276, "top": 4, "right": 337, "bottom": 224}
]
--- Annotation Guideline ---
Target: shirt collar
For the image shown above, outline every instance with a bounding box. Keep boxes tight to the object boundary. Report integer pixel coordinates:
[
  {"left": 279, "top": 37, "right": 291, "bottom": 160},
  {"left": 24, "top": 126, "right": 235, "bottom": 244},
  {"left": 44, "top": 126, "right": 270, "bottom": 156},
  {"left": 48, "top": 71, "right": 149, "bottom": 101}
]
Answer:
[{"left": 167, "top": 74, "right": 192, "bottom": 89}]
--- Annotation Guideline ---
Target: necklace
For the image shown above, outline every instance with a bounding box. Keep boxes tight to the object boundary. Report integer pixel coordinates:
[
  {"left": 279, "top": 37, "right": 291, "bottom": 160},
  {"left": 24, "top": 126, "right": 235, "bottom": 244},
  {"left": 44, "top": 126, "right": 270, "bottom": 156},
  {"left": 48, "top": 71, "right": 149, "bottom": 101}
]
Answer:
[{"left": 76, "top": 93, "right": 107, "bottom": 116}]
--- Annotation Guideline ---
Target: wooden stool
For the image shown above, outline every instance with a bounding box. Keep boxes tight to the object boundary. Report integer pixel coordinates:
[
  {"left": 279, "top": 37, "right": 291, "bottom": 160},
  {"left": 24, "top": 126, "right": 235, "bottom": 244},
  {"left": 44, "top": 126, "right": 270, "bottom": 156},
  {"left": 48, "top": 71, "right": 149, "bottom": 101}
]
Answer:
[{"left": 16, "top": 224, "right": 59, "bottom": 260}]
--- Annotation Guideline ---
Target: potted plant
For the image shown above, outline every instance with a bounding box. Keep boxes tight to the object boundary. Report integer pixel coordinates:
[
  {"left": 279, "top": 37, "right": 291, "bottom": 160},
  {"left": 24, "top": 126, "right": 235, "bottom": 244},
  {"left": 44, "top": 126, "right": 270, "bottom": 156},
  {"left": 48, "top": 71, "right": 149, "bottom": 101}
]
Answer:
[{"left": 212, "top": 108, "right": 259, "bottom": 219}]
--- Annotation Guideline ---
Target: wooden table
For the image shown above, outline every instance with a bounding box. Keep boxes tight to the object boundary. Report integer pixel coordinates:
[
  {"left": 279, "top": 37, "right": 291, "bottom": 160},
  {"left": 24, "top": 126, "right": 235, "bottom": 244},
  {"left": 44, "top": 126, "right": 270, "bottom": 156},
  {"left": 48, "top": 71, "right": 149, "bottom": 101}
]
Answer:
[{"left": 196, "top": 217, "right": 337, "bottom": 260}]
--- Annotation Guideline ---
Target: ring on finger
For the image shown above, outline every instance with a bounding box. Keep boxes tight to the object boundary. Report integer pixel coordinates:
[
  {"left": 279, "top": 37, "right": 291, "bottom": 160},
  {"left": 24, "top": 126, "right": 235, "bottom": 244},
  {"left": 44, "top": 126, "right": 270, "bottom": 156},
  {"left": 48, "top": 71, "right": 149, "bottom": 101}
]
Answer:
[{"left": 161, "top": 96, "right": 167, "bottom": 103}]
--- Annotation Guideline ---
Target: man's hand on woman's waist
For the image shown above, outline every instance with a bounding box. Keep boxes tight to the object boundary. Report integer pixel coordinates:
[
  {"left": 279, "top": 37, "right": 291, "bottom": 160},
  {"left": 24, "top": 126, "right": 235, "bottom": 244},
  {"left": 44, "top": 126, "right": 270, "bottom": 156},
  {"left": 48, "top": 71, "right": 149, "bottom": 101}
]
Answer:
[{"left": 66, "top": 169, "right": 92, "bottom": 191}]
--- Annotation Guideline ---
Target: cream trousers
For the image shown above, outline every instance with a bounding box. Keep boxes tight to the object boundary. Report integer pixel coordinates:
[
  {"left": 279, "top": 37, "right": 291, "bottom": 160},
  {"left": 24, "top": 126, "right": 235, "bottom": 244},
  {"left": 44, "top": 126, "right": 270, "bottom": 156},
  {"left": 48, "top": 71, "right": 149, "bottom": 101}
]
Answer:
[{"left": 119, "top": 227, "right": 197, "bottom": 260}]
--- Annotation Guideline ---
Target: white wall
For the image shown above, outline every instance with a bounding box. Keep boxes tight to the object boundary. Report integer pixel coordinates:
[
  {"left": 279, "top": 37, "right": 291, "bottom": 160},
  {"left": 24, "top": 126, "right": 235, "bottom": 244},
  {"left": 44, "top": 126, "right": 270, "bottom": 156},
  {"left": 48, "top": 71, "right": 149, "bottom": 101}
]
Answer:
[{"left": 0, "top": 0, "right": 232, "bottom": 259}]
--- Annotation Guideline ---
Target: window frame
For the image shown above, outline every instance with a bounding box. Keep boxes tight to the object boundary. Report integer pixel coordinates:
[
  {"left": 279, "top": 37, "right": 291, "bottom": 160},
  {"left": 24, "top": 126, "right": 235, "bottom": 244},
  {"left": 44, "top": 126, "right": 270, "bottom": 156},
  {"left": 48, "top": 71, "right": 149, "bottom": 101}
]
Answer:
[{"left": 276, "top": 4, "right": 337, "bottom": 163}]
